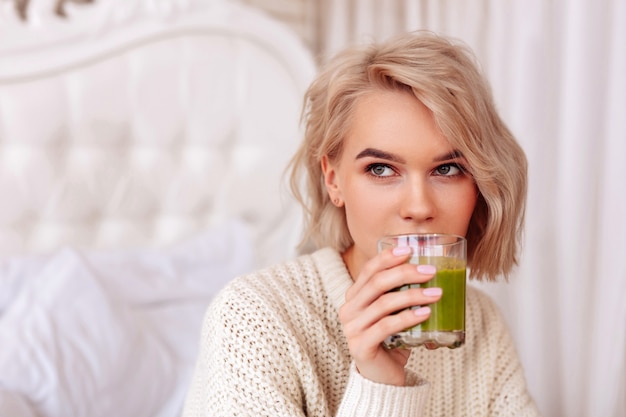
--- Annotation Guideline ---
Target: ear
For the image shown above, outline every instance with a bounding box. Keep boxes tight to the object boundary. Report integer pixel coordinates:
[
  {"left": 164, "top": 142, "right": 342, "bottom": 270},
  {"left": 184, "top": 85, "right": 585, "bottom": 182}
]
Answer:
[{"left": 321, "top": 155, "right": 344, "bottom": 207}]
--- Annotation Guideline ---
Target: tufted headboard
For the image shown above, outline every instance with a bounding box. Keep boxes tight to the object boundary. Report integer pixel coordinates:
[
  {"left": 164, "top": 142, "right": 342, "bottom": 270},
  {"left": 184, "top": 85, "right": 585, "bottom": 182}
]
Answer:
[
  {"left": 0, "top": 0, "right": 316, "bottom": 268},
  {"left": 0, "top": 4, "right": 319, "bottom": 416}
]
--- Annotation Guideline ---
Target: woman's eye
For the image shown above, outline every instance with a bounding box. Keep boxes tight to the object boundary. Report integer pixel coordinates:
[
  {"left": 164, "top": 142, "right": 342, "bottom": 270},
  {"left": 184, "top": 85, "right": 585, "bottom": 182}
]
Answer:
[
  {"left": 435, "top": 163, "right": 462, "bottom": 176},
  {"left": 367, "top": 163, "right": 394, "bottom": 177}
]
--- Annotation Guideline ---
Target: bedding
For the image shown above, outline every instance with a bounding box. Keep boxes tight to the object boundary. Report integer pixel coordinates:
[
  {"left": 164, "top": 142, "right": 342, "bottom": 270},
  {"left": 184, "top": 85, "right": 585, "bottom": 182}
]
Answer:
[
  {"left": 0, "top": 0, "right": 317, "bottom": 416},
  {"left": 0, "top": 220, "right": 254, "bottom": 417}
]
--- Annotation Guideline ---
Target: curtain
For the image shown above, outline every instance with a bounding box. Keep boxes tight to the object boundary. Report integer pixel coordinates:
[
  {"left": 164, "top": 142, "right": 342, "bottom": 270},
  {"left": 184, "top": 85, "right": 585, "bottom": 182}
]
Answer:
[{"left": 313, "top": 1, "right": 626, "bottom": 416}]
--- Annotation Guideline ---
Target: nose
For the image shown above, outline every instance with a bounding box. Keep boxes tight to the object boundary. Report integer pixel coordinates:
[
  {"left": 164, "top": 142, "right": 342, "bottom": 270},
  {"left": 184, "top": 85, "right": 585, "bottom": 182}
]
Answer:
[{"left": 398, "top": 177, "right": 436, "bottom": 223}]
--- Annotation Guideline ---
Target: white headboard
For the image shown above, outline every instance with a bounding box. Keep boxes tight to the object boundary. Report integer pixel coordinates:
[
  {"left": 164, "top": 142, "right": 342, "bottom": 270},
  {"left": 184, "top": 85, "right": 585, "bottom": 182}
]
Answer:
[{"left": 0, "top": 0, "right": 316, "bottom": 268}]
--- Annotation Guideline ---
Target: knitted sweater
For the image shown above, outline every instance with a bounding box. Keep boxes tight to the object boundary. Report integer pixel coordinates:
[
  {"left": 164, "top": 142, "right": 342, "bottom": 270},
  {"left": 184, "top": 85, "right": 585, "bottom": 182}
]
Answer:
[{"left": 181, "top": 247, "right": 541, "bottom": 416}]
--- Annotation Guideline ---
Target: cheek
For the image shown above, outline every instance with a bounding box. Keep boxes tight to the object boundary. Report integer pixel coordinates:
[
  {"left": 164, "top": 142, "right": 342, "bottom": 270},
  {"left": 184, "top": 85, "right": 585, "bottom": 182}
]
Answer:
[
  {"left": 343, "top": 186, "right": 383, "bottom": 224},
  {"left": 437, "top": 182, "right": 478, "bottom": 234},
  {"left": 342, "top": 182, "right": 393, "bottom": 243}
]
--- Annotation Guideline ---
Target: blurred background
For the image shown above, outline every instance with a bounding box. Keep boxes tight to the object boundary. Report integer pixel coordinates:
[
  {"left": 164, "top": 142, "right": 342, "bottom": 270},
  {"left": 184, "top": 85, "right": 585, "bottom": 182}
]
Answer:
[{"left": 246, "top": 1, "right": 626, "bottom": 416}]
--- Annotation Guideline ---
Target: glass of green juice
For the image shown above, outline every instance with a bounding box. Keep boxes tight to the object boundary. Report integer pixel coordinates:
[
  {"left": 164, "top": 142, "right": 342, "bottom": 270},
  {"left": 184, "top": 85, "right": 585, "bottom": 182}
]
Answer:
[{"left": 378, "top": 234, "right": 467, "bottom": 350}]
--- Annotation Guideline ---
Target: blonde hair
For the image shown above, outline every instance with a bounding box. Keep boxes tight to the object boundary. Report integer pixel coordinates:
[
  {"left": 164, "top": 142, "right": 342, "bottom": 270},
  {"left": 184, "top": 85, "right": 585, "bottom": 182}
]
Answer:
[{"left": 288, "top": 31, "right": 527, "bottom": 281}]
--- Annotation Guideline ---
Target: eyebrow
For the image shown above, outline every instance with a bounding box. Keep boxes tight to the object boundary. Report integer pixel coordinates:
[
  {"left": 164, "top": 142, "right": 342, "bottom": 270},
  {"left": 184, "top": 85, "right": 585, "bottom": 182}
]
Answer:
[
  {"left": 433, "top": 150, "right": 464, "bottom": 162},
  {"left": 355, "top": 148, "right": 405, "bottom": 163},
  {"left": 355, "top": 147, "right": 464, "bottom": 163}
]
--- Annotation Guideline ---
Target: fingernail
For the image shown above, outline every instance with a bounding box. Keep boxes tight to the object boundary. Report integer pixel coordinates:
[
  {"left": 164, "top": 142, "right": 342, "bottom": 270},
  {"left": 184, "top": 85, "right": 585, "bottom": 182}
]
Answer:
[
  {"left": 414, "top": 306, "right": 431, "bottom": 316},
  {"left": 392, "top": 246, "right": 411, "bottom": 256},
  {"left": 423, "top": 287, "right": 442, "bottom": 297},
  {"left": 417, "top": 264, "right": 436, "bottom": 274}
]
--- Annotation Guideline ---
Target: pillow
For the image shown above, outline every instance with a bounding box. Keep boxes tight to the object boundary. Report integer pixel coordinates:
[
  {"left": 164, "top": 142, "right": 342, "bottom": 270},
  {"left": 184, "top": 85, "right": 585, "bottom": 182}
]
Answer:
[
  {"left": 0, "top": 254, "right": 49, "bottom": 315},
  {"left": 0, "top": 220, "right": 254, "bottom": 417},
  {"left": 0, "top": 391, "right": 38, "bottom": 417}
]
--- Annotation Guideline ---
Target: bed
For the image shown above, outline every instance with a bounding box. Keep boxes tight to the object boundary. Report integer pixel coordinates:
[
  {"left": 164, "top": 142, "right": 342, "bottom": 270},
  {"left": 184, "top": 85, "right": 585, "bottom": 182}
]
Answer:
[{"left": 0, "top": 1, "right": 317, "bottom": 416}]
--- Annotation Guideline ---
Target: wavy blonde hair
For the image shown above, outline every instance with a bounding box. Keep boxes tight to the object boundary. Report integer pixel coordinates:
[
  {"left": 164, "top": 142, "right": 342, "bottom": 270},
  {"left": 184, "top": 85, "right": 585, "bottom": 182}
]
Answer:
[{"left": 288, "top": 31, "right": 527, "bottom": 281}]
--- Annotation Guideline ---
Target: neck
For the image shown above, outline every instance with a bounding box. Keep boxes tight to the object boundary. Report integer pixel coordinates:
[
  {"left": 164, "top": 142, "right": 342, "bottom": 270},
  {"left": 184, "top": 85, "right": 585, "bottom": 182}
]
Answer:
[{"left": 341, "top": 245, "right": 359, "bottom": 282}]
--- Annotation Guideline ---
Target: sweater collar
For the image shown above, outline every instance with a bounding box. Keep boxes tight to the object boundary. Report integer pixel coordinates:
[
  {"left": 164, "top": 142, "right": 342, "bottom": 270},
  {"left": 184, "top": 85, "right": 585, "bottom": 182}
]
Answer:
[{"left": 312, "top": 247, "right": 353, "bottom": 312}]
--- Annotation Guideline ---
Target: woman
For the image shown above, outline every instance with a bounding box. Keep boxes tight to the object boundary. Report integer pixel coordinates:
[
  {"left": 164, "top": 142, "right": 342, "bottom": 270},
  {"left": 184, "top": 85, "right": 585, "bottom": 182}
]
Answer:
[{"left": 182, "top": 31, "right": 541, "bottom": 416}]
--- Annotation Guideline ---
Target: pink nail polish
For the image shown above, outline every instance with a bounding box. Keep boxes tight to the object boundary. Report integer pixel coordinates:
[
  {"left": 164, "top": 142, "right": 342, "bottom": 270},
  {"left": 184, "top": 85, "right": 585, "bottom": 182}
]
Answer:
[
  {"left": 414, "top": 306, "right": 431, "bottom": 316},
  {"left": 417, "top": 264, "right": 436, "bottom": 274},
  {"left": 423, "top": 287, "right": 442, "bottom": 297},
  {"left": 392, "top": 246, "right": 411, "bottom": 256}
]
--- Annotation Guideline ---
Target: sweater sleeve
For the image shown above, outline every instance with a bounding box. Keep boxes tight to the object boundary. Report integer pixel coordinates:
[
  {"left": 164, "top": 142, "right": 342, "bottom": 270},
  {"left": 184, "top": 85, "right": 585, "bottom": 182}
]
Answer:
[{"left": 336, "top": 362, "right": 429, "bottom": 417}]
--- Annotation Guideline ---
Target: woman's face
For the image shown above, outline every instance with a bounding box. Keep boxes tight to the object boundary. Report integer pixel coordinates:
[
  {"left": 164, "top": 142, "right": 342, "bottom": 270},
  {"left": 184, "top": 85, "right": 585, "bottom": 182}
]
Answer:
[{"left": 322, "top": 89, "right": 478, "bottom": 278}]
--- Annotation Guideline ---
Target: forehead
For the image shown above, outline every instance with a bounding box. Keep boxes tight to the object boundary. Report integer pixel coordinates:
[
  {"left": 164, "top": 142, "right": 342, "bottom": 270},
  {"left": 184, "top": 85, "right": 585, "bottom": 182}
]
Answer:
[{"left": 342, "top": 89, "right": 452, "bottom": 157}]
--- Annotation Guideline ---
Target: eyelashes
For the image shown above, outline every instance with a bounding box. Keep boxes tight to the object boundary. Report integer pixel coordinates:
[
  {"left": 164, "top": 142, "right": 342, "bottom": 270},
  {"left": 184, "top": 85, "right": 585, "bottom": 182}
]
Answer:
[
  {"left": 366, "top": 163, "right": 395, "bottom": 177},
  {"left": 365, "top": 162, "right": 469, "bottom": 179},
  {"left": 434, "top": 163, "right": 466, "bottom": 176}
]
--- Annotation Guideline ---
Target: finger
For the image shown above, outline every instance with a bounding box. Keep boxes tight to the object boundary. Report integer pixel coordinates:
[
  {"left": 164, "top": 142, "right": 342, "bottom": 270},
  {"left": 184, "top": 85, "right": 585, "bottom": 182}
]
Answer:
[
  {"left": 373, "top": 306, "right": 432, "bottom": 345},
  {"left": 348, "top": 246, "right": 413, "bottom": 296},
  {"left": 346, "top": 246, "right": 428, "bottom": 303},
  {"left": 341, "top": 286, "right": 441, "bottom": 340},
  {"left": 348, "top": 306, "right": 432, "bottom": 357},
  {"left": 342, "top": 262, "right": 436, "bottom": 321}
]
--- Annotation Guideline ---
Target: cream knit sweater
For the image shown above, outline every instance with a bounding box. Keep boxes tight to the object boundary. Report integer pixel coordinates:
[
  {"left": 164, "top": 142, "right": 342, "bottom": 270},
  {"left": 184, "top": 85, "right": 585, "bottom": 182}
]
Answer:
[{"left": 182, "top": 247, "right": 541, "bottom": 416}]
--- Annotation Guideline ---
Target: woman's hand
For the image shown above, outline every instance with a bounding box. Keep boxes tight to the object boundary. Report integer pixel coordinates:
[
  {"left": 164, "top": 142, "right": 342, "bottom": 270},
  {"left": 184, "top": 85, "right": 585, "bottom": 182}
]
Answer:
[{"left": 338, "top": 246, "right": 442, "bottom": 386}]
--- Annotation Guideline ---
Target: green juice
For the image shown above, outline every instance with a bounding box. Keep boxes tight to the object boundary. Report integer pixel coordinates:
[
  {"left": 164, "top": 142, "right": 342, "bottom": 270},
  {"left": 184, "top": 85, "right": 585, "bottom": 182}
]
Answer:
[
  {"left": 384, "top": 256, "right": 466, "bottom": 349},
  {"left": 418, "top": 262, "right": 466, "bottom": 331}
]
